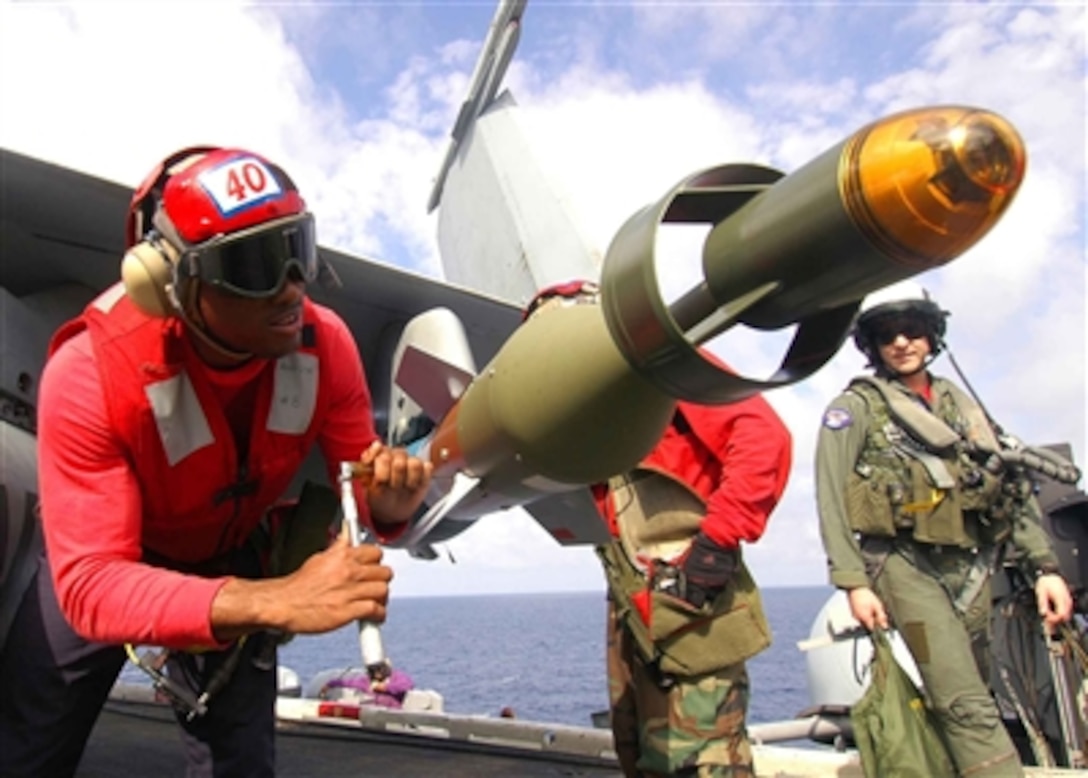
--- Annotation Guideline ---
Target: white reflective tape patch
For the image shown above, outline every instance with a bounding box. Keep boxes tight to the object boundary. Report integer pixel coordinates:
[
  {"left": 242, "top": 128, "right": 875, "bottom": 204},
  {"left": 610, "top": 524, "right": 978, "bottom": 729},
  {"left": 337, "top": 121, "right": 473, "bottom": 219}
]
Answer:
[
  {"left": 823, "top": 407, "right": 853, "bottom": 430},
  {"left": 145, "top": 373, "right": 214, "bottom": 466},
  {"left": 267, "top": 352, "right": 317, "bottom": 435},
  {"left": 197, "top": 157, "right": 283, "bottom": 216}
]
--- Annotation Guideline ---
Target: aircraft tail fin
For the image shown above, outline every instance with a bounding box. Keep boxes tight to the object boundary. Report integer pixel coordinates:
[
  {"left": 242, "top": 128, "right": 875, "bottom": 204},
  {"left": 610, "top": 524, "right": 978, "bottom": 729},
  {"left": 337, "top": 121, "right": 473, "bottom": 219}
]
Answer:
[
  {"left": 429, "top": 1, "right": 600, "bottom": 305},
  {"left": 428, "top": 0, "right": 528, "bottom": 214}
]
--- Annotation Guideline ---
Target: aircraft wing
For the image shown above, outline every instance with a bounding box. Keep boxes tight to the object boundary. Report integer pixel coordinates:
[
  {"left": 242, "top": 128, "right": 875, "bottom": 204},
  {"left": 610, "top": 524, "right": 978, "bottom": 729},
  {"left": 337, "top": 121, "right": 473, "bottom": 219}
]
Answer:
[{"left": 2, "top": 149, "right": 129, "bottom": 311}]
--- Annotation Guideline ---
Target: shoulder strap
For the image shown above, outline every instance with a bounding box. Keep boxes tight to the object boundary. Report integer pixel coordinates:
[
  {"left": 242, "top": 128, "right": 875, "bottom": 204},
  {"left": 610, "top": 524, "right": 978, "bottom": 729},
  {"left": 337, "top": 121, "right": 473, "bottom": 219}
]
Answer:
[
  {"left": 937, "top": 380, "right": 1001, "bottom": 453},
  {"left": 851, "top": 376, "right": 961, "bottom": 450}
]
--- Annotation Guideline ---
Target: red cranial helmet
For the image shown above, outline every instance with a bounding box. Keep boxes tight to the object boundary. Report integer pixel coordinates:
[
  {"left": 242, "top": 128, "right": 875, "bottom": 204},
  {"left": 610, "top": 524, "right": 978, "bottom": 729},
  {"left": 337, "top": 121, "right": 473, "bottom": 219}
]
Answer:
[
  {"left": 126, "top": 146, "right": 306, "bottom": 247},
  {"left": 160, "top": 148, "right": 307, "bottom": 244},
  {"left": 124, "top": 146, "right": 318, "bottom": 302}
]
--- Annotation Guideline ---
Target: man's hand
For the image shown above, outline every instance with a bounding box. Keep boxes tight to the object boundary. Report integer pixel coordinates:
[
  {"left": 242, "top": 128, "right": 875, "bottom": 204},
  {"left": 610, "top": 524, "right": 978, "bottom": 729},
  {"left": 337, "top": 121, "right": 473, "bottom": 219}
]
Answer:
[
  {"left": 1035, "top": 573, "right": 1073, "bottom": 631},
  {"left": 847, "top": 586, "right": 888, "bottom": 631},
  {"left": 211, "top": 533, "right": 392, "bottom": 642},
  {"left": 675, "top": 531, "right": 739, "bottom": 609},
  {"left": 358, "top": 441, "right": 433, "bottom": 524}
]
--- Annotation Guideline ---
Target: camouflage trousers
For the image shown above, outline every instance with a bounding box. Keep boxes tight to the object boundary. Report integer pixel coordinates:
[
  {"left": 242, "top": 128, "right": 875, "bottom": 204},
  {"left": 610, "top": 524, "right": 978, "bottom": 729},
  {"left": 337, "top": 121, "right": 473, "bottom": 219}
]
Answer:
[{"left": 606, "top": 603, "right": 754, "bottom": 778}]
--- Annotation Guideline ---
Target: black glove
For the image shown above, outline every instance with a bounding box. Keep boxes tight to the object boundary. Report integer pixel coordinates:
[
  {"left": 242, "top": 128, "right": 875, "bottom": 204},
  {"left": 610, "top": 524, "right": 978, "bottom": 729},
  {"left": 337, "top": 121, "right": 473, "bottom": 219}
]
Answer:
[{"left": 677, "top": 531, "right": 739, "bottom": 609}]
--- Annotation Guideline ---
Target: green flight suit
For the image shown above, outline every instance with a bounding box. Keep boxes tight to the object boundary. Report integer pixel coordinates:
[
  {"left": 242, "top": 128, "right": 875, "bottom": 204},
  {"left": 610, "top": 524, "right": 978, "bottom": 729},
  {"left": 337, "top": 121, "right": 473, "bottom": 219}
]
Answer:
[{"left": 815, "top": 374, "right": 1060, "bottom": 778}]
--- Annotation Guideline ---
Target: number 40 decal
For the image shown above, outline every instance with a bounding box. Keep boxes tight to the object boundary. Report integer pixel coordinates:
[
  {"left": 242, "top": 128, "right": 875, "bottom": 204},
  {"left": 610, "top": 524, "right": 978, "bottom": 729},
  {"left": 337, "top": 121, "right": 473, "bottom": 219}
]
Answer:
[
  {"left": 200, "top": 157, "right": 283, "bottom": 215},
  {"left": 225, "top": 161, "right": 268, "bottom": 202}
]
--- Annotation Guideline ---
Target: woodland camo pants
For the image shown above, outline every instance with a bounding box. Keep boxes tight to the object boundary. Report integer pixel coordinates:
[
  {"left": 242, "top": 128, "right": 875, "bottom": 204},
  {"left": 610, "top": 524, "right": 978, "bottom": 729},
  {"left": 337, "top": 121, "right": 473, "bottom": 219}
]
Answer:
[{"left": 606, "top": 603, "right": 754, "bottom": 777}]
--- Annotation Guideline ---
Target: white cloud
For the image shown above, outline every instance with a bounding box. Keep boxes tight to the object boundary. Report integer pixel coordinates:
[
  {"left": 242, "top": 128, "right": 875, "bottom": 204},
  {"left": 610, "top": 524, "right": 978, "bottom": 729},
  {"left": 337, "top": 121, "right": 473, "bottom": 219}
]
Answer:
[{"left": 0, "top": 3, "right": 324, "bottom": 183}]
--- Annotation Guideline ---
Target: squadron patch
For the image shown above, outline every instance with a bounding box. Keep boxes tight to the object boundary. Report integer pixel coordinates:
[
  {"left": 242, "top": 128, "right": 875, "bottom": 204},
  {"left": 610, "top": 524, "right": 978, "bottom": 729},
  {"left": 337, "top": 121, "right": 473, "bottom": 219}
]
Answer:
[{"left": 823, "top": 407, "right": 853, "bottom": 430}]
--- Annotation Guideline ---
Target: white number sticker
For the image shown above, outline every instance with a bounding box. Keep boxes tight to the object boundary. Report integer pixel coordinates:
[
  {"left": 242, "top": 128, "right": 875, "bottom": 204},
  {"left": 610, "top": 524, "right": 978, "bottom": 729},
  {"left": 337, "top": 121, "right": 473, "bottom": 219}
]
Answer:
[{"left": 198, "top": 157, "right": 283, "bottom": 215}]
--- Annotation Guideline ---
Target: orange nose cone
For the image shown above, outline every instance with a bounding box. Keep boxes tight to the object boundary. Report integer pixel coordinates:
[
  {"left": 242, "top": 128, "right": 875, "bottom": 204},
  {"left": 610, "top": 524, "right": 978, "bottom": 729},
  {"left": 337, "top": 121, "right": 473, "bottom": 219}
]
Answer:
[{"left": 840, "top": 106, "right": 1026, "bottom": 268}]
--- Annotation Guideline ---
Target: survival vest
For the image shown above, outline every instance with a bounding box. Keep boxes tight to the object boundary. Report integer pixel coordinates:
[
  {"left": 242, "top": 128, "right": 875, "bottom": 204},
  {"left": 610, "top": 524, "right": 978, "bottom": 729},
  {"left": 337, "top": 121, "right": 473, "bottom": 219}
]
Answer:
[
  {"left": 50, "top": 284, "right": 332, "bottom": 567},
  {"left": 843, "top": 375, "right": 1010, "bottom": 548},
  {"left": 597, "top": 406, "right": 771, "bottom": 677}
]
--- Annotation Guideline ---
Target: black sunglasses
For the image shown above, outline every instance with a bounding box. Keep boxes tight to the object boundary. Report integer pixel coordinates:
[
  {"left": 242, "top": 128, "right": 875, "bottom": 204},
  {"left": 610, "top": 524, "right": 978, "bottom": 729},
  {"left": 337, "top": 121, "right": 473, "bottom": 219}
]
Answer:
[{"left": 873, "top": 317, "right": 929, "bottom": 346}]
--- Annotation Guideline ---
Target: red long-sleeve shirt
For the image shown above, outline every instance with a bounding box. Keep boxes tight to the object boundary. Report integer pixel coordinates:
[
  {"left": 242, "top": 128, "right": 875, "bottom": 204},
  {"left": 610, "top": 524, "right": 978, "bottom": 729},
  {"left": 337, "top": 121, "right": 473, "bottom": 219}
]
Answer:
[
  {"left": 37, "top": 304, "right": 377, "bottom": 648},
  {"left": 597, "top": 396, "right": 792, "bottom": 549}
]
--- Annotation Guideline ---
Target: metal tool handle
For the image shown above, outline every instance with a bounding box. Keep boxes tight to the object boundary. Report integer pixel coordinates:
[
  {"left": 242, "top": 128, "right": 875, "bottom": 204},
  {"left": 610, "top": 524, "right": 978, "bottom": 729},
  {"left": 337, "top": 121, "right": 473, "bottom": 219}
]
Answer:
[
  {"left": 339, "top": 462, "right": 389, "bottom": 681},
  {"left": 1045, "top": 629, "right": 1086, "bottom": 768}
]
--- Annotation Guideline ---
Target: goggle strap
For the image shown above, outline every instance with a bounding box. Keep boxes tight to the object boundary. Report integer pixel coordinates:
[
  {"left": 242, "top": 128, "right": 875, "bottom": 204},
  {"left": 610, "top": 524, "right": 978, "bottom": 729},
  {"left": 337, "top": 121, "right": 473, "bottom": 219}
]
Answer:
[
  {"left": 150, "top": 207, "right": 190, "bottom": 254},
  {"left": 316, "top": 254, "right": 343, "bottom": 292}
]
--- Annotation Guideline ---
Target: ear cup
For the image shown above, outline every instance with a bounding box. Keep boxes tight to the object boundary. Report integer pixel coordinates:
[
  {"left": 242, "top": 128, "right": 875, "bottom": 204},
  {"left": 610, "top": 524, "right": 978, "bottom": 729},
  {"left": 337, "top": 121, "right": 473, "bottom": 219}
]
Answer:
[{"left": 121, "top": 240, "right": 178, "bottom": 317}]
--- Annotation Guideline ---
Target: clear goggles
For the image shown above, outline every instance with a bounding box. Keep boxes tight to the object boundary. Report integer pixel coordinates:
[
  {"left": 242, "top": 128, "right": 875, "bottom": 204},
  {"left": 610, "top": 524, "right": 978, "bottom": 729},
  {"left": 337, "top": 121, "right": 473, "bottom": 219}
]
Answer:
[{"left": 178, "top": 213, "right": 318, "bottom": 298}]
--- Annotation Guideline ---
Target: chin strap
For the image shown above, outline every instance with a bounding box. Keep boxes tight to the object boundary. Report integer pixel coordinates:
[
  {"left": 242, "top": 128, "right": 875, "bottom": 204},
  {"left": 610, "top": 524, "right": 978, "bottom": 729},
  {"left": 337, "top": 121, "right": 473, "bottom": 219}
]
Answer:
[{"left": 168, "top": 278, "right": 254, "bottom": 363}]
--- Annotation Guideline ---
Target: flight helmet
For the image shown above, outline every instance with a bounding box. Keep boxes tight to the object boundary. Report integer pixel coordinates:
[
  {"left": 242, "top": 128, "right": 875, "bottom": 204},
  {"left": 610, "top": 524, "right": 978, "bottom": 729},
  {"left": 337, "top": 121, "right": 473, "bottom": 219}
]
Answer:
[
  {"left": 851, "top": 280, "right": 948, "bottom": 369},
  {"left": 122, "top": 146, "right": 317, "bottom": 317}
]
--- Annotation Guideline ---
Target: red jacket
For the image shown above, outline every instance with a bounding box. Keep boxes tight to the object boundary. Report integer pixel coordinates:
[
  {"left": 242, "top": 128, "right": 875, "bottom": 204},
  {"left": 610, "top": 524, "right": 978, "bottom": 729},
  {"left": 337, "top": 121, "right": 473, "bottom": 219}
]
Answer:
[
  {"left": 38, "top": 285, "right": 378, "bottom": 648},
  {"left": 596, "top": 396, "right": 792, "bottom": 549}
]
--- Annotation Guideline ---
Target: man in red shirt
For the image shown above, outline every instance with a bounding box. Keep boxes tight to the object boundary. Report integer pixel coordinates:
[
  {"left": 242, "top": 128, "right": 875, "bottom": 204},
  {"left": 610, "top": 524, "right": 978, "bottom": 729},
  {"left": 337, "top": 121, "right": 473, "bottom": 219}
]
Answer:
[
  {"left": 0, "top": 147, "right": 431, "bottom": 777},
  {"left": 525, "top": 283, "right": 792, "bottom": 777}
]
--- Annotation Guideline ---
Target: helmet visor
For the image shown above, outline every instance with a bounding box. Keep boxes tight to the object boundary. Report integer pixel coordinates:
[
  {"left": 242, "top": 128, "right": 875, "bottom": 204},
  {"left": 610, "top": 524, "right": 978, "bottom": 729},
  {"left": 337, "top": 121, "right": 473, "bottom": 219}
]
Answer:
[{"left": 182, "top": 213, "right": 318, "bottom": 298}]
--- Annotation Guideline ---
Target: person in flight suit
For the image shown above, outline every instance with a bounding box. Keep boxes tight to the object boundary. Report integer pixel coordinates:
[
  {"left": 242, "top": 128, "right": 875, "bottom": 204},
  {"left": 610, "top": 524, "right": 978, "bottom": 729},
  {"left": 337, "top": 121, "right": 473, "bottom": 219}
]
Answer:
[{"left": 815, "top": 281, "right": 1073, "bottom": 777}]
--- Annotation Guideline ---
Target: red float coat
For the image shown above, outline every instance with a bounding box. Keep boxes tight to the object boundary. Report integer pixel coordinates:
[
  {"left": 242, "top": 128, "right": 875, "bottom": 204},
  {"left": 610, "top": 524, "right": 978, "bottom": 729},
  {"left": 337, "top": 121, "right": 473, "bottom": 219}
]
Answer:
[
  {"left": 38, "top": 285, "right": 380, "bottom": 649},
  {"left": 595, "top": 395, "right": 792, "bottom": 550}
]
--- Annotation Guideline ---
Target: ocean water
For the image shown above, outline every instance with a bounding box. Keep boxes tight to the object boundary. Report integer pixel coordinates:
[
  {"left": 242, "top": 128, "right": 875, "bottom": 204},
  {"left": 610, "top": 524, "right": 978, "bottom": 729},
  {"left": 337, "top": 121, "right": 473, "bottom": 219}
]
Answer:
[{"left": 278, "top": 585, "right": 834, "bottom": 728}]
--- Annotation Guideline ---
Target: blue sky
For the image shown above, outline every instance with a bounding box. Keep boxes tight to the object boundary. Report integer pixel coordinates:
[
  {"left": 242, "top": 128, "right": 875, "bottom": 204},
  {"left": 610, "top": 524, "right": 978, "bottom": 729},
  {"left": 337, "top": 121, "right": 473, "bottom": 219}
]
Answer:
[{"left": 1, "top": 1, "right": 1084, "bottom": 597}]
